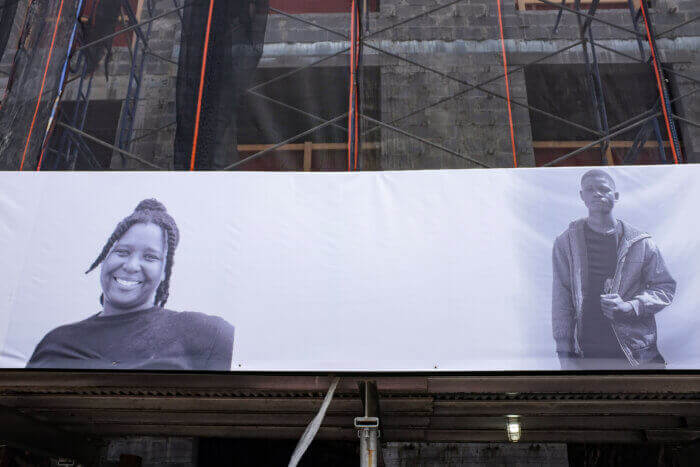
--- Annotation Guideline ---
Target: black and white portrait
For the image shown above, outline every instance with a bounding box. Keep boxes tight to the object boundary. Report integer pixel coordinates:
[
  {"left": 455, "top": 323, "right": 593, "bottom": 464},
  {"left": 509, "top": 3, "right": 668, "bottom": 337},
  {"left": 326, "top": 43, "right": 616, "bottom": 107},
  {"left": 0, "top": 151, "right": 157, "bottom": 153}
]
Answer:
[
  {"left": 551, "top": 169, "right": 675, "bottom": 370},
  {"left": 20, "top": 196, "right": 234, "bottom": 371},
  {"left": 0, "top": 168, "right": 698, "bottom": 371}
]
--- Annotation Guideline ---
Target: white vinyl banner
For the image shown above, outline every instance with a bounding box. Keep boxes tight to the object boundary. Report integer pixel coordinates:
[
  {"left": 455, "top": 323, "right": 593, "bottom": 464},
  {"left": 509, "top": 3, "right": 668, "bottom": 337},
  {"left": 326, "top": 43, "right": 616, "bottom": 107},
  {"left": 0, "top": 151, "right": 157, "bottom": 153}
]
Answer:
[{"left": 0, "top": 166, "right": 698, "bottom": 371}]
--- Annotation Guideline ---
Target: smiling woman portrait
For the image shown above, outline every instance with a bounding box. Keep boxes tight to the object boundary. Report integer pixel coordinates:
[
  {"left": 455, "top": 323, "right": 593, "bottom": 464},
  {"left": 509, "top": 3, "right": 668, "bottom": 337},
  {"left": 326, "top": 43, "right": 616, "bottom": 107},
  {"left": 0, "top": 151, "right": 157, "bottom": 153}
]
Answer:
[{"left": 26, "top": 199, "right": 234, "bottom": 371}]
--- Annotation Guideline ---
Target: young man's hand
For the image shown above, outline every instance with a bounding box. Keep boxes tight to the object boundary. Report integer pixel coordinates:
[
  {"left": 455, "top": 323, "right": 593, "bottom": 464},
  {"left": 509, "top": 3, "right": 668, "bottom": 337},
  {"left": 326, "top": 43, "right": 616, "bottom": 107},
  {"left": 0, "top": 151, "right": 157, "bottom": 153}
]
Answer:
[{"left": 601, "top": 294, "right": 635, "bottom": 320}]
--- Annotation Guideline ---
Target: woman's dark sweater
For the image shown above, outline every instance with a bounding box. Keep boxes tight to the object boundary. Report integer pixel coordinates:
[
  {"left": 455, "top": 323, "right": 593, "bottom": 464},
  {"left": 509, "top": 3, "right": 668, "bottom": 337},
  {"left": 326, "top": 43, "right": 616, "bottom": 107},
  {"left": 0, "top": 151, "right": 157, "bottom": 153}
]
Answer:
[{"left": 26, "top": 307, "right": 234, "bottom": 371}]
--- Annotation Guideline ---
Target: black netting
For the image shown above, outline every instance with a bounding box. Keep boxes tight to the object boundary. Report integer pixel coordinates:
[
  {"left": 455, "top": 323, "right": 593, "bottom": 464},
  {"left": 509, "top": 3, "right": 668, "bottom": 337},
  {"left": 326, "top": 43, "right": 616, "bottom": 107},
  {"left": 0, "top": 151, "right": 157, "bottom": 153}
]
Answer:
[
  {"left": 0, "top": 0, "right": 18, "bottom": 62},
  {"left": 174, "top": 0, "right": 268, "bottom": 170},
  {"left": 80, "top": 0, "right": 122, "bottom": 76},
  {"left": 0, "top": 0, "right": 79, "bottom": 170}
]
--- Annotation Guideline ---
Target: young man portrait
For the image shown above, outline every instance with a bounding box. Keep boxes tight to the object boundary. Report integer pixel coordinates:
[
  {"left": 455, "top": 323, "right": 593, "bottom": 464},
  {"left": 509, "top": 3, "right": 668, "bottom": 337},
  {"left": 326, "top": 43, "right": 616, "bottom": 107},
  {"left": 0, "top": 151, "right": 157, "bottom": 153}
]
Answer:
[{"left": 551, "top": 169, "right": 676, "bottom": 370}]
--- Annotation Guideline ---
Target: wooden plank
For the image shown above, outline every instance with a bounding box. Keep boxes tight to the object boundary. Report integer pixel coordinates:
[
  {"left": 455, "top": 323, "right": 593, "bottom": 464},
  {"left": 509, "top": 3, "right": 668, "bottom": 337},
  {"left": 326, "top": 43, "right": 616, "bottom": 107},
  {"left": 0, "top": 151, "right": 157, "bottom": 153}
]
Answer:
[
  {"left": 2, "top": 372, "right": 698, "bottom": 394},
  {"left": 433, "top": 400, "right": 700, "bottom": 416},
  {"left": 427, "top": 375, "right": 700, "bottom": 394},
  {"left": 428, "top": 415, "right": 682, "bottom": 430},
  {"left": 604, "top": 145, "right": 615, "bottom": 165},
  {"left": 422, "top": 429, "right": 644, "bottom": 443},
  {"left": 59, "top": 423, "right": 696, "bottom": 443},
  {"left": 303, "top": 141, "right": 312, "bottom": 171},
  {"left": 237, "top": 142, "right": 380, "bottom": 152},
  {"left": 26, "top": 410, "right": 431, "bottom": 429},
  {"left": 22, "top": 408, "right": 685, "bottom": 431},
  {"left": 0, "top": 394, "right": 432, "bottom": 414},
  {"left": 382, "top": 428, "right": 645, "bottom": 443},
  {"left": 60, "top": 424, "right": 357, "bottom": 440},
  {"left": 0, "top": 395, "right": 361, "bottom": 412},
  {"left": 533, "top": 140, "right": 672, "bottom": 149},
  {"left": 521, "top": 0, "right": 628, "bottom": 7},
  {"left": 645, "top": 429, "right": 700, "bottom": 442}
]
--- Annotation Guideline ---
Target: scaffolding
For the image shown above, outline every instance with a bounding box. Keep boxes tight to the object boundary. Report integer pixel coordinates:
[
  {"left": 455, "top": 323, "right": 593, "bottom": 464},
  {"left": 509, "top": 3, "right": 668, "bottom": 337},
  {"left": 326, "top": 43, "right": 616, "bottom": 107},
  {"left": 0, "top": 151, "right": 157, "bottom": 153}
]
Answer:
[{"left": 0, "top": 0, "right": 697, "bottom": 171}]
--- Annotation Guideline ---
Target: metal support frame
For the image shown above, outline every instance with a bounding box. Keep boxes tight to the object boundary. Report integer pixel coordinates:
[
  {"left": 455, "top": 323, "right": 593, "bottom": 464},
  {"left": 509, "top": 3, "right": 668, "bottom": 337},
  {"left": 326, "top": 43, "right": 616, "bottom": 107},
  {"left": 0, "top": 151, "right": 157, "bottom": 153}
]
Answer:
[
  {"left": 17, "top": 0, "right": 700, "bottom": 170},
  {"left": 355, "top": 381, "right": 380, "bottom": 467},
  {"left": 576, "top": 0, "right": 615, "bottom": 165},
  {"left": 115, "top": 0, "right": 156, "bottom": 160},
  {"left": 48, "top": 52, "right": 95, "bottom": 169}
]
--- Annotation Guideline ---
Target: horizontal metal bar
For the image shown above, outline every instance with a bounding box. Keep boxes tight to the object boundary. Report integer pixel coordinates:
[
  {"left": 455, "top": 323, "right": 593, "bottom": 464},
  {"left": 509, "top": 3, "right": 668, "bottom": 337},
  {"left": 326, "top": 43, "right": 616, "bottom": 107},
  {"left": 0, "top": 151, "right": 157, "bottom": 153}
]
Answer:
[
  {"left": 144, "top": 50, "right": 177, "bottom": 66},
  {"left": 673, "top": 114, "right": 700, "bottom": 129},
  {"left": 364, "top": 0, "right": 464, "bottom": 40},
  {"left": 359, "top": 113, "right": 491, "bottom": 168},
  {"left": 534, "top": 0, "right": 644, "bottom": 38},
  {"left": 248, "top": 48, "right": 349, "bottom": 93},
  {"left": 363, "top": 41, "right": 603, "bottom": 138},
  {"left": 126, "top": 121, "right": 177, "bottom": 145},
  {"left": 590, "top": 40, "right": 700, "bottom": 87},
  {"left": 543, "top": 111, "right": 661, "bottom": 166},
  {"left": 362, "top": 40, "right": 584, "bottom": 137},
  {"left": 270, "top": 7, "right": 347, "bottom": 39},
  {"left": 247, "top": 89, "right": 348, "bottom": 133},
  {"left": 77, "top": 2, "right": 190, "bottom": 52},
  {"left": 224, "top": 113, "right": 348, "bottom": 170},
  {"left": 656, "top": 14, "right": 700, "bottom": 38},
  {"left": 56, "top": 121, "right": 165, "bottom": 170}
]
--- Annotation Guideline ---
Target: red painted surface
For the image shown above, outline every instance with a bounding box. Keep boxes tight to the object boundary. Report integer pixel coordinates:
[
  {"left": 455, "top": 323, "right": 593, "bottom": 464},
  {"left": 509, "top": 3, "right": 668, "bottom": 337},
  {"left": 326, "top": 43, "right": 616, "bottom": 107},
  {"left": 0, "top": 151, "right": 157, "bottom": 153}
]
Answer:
[{"left": 270, "top": 0, "right": 379, "bottom": 14}]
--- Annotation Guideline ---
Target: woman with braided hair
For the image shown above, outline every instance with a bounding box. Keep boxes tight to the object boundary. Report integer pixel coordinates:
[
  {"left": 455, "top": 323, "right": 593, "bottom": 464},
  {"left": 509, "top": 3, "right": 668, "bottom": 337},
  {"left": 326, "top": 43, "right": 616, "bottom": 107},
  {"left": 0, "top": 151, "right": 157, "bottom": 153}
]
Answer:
[{"left": 26, "top": 199, "right": 234, "bottom": 370}]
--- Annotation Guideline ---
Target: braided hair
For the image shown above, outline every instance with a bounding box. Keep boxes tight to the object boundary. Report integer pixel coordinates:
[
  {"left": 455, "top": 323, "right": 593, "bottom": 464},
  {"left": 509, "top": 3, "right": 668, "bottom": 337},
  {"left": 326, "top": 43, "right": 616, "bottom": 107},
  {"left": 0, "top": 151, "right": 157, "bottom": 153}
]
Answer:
[{"left": 86, "top": 199, "right": 180, "bottom": 308}]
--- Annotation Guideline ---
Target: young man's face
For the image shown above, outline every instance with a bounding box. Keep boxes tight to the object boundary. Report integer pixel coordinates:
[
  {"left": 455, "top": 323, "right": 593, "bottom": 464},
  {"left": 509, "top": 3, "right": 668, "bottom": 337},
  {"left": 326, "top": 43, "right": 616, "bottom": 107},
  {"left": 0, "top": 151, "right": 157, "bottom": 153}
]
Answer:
[{"left": 580, "top": 175, "right": 618, "bottom": 215}]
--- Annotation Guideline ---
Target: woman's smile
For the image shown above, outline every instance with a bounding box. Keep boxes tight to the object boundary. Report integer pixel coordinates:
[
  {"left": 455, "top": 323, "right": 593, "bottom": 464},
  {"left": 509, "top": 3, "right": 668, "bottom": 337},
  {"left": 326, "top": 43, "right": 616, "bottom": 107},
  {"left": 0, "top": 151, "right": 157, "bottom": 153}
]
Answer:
[
  {"left": 100, "top": 222, "right": 166, "bottom": 315},
  {"left": 114, "top": 277, "right": 143, "bottom": 288}
]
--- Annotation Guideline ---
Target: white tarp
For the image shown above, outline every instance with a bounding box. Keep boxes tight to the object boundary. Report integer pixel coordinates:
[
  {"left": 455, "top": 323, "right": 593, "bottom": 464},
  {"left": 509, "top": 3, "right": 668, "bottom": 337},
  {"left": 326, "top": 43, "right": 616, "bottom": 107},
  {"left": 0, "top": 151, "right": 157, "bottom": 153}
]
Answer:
[{"left": 0, "top": 165, "right": 698, "bottom": 371}]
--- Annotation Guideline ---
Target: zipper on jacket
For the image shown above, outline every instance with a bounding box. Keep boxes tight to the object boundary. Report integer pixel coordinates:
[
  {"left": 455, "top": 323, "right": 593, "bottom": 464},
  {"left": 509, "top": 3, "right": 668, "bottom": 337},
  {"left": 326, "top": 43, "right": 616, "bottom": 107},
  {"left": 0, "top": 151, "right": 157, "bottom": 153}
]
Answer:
[{"left": 608, "top": 247, "right": 639, "bottom": 367}]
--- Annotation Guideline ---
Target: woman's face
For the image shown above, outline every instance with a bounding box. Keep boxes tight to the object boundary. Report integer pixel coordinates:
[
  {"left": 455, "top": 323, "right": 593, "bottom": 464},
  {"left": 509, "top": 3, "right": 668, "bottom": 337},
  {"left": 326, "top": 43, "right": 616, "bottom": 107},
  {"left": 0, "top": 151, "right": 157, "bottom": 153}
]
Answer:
[{"left": 100, "top": 222, "right": 166, "bottom": 314}]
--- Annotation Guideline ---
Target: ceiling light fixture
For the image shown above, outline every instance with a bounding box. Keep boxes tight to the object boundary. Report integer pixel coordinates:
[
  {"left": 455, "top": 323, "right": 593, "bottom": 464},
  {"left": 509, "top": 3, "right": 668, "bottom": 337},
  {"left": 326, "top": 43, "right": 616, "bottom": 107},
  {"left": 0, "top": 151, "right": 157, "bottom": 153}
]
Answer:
[{"left": 506, "top": 415, "right": 521, "bottom": 442}]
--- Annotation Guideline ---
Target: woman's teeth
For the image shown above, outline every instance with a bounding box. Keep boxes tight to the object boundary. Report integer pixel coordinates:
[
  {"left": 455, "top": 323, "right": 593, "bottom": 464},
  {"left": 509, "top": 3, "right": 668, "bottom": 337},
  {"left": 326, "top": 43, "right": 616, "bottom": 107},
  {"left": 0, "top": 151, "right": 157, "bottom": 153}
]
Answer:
[{"left": 115, "top": 278, "right": 140, "bottom": 287}]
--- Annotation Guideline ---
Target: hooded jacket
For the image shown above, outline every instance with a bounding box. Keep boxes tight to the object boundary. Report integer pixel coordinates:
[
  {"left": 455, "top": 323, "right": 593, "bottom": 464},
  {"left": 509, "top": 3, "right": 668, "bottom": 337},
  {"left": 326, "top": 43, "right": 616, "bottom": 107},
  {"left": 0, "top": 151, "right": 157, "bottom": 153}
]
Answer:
[{"left": 552, "top": 218, "right": 676, "bottom": 366}]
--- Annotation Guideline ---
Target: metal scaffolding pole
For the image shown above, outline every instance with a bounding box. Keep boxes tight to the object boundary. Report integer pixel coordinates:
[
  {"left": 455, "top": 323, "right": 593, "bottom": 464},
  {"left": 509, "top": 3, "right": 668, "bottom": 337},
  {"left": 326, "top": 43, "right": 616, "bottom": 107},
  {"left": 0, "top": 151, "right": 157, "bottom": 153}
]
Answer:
[
  {"left": 28, "top": 0, "right": 696, "bottom": 170},
  {"left": 114, "top": 0, "right": 156, "bottom": 163}
]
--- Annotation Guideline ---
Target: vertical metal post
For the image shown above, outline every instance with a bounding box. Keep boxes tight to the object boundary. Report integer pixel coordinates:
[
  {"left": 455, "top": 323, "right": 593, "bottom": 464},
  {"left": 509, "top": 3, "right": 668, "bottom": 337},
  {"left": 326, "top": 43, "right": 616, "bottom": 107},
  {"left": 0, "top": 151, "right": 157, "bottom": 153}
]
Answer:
[
  {"left": 355, "top": 381, "right": 379, "bottom": 467},
  {"left": 637, "top": 0, "right": 683, "bottom": 163},
  {"left": 358, "top": 427, "right": 378, "bottom": 467},
  {"left": 574, "top": 0, "right": 614, "bottom": 165}
]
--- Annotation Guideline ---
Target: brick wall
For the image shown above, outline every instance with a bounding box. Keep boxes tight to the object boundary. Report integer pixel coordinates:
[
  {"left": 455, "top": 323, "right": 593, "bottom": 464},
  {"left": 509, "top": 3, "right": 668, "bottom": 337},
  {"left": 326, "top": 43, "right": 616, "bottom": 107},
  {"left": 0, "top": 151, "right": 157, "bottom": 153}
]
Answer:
[{"left": 1, "top": 0, "right": 698, "bottom": 169}]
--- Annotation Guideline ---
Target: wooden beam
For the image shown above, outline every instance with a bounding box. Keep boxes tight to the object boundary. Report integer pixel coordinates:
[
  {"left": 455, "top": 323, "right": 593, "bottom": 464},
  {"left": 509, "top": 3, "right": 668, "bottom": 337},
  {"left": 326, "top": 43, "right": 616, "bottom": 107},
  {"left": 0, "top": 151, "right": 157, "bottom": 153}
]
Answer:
[
  {"left": 50, "top": 423, "right": 670, "bottom": 443},
  {"left": 237, "top": 142, "right": 380, "bottom": 152},
  {"left": 0, "top": 395, "right": 433, "bottom": 414},
  {"left": 426, "top": 375, "right": 700, "bottom": 394},
  {"left": 433, "top": 400, "right": 700, "bottom": 416},
  {"left": 26, "top": 409, "right": 683, "bottom": 431},
  {"left": 519, "top": 0, "right": 630, "bottom": 9},
  {"left": 645, "top": 429, "right": 700, "bottom": 443},
  {"left": 303, "top": 141, "right": 312, "bottom": 171},
  {"left": 604, "top": 145, "right": 615, "bottom": 165},
  {"left": 1, "top": 372, "right": 699, "bottom": 394},
  {"left": 533, "top": 140, "right": 672, "bottom": 149}
]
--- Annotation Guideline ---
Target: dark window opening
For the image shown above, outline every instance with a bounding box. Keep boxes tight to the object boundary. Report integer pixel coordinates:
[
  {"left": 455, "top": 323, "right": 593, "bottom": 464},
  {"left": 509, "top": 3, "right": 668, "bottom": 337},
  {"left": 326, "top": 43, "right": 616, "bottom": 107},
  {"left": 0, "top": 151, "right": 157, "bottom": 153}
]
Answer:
[
  {"left": 237, "top": 66, "right": 381, "bottom": 171},
  {"left": 47, "top": 100, "right": 123, "bottom": 170},
  {"left": 525, "top": 63, "right": 681, "bottom": 166}
]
